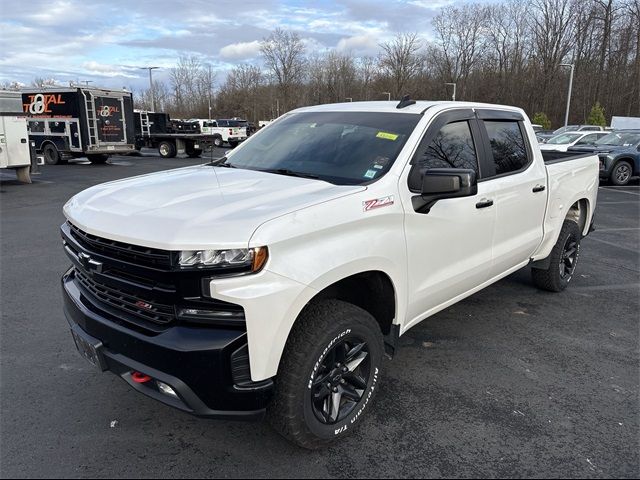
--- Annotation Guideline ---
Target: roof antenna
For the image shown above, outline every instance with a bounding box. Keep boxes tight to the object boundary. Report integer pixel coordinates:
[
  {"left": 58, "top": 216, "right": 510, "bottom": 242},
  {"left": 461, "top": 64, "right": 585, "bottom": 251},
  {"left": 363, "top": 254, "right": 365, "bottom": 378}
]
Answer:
[{"left": 396, "top": 94, "right": 416, "bottom": 109}]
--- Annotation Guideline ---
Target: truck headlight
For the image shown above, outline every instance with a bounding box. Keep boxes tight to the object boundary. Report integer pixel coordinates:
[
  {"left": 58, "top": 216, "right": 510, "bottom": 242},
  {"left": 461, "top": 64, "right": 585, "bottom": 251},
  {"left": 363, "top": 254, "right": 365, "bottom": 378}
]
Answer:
[{"left": 178, "top": 246, "right": 268, "bottom": 272}]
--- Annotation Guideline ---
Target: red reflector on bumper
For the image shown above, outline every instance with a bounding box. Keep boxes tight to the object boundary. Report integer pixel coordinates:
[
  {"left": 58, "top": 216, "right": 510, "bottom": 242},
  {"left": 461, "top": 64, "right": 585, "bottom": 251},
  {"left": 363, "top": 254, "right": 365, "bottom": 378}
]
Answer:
[{"left": 131, "top": 371, "right": 152, "bottom": 383}]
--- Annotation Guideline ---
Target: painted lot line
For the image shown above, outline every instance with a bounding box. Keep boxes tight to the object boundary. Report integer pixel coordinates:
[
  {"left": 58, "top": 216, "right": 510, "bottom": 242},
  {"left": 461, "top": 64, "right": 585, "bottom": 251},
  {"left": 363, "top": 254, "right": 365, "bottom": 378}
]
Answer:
[{"left": 600, "top": 187, "right": 640, "bottom": 196}]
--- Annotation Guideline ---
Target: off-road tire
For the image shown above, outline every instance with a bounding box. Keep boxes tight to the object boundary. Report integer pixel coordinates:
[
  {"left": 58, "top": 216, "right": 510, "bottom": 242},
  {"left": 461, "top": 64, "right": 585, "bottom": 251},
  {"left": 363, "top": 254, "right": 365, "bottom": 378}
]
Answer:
[
  {"left": 268, "top": 299, "right": 384, "bottom": 450},
  {"left": 609, "top": 160, "right": 633, "bottom": 186},
  {"left": 532, "top": 220, "right": 581, "bottom": 292}
]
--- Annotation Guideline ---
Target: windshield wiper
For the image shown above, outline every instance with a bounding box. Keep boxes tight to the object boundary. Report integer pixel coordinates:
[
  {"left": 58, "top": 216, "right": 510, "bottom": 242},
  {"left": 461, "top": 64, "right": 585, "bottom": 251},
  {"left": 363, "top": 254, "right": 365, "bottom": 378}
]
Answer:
[
  {"left": 208, "top": 156, "right": 236, "bottom": 168},
  {"left": 260, "top": 168, "right": 322, "bottom": 180}
]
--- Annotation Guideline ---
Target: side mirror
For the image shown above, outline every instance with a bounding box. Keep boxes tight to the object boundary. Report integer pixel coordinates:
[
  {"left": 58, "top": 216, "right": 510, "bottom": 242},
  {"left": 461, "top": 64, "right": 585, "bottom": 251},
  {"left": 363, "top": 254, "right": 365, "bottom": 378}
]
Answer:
[{"left": 412, "top": 168, "right": 477, "bottom": 213}]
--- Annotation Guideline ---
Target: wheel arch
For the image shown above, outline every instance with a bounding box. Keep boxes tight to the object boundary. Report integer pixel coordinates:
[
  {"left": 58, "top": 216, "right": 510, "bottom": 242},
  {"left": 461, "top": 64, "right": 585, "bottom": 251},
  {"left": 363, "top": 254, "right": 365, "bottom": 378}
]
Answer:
[
  {"left": 611, "top": 157, "right": 636, "bottom": 175},
  {"left": 565, "top": 198, "right": 590, "bottom": 236}
]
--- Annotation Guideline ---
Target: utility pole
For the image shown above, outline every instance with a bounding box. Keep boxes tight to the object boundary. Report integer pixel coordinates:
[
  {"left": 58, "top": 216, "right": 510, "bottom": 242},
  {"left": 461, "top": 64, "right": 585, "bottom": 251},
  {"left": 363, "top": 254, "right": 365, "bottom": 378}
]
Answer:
[
  {"left": 445, "top": 82, "right": 457, "bottom": 101},
  {"left": 560, "top": 64, "right": 575, "bottom": 127},
  {"left": 138, "top": 67, "right": 160, "bottom": 112},
  {"left": 208, "top": 64, "right": 213, "bottom": 120}
]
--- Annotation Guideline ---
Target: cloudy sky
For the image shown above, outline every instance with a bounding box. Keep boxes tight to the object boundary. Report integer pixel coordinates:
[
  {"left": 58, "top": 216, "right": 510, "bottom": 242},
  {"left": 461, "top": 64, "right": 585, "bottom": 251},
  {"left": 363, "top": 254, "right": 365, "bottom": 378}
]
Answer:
[{"left": 1, "top": 0, "right": 473, "bottom": 91}]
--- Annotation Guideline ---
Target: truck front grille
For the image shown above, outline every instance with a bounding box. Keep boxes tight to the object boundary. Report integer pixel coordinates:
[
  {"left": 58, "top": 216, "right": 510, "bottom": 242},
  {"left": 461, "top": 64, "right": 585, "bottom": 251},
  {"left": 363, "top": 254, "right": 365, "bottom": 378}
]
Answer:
[
  {"left": 75, "top": 269, "right": 175, "bottom": 325},
  {"left": 68, "top": 222, "right": 172, "bottom": 268}
]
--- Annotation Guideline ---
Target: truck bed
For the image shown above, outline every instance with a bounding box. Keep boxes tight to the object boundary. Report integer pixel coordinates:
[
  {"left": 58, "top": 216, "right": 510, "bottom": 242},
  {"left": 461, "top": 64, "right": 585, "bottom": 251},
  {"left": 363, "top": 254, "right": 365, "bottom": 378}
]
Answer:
[{"left": 541, "top": 150, "right": 597, "bottom": 164}]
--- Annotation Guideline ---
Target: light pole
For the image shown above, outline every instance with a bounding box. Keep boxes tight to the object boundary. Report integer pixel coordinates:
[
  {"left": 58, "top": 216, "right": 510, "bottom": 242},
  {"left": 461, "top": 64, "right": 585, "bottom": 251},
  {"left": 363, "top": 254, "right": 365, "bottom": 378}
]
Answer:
[
  {"left": 139, "top": 67, "right": 160, "bottom": 112},
  {"left": 445, "top": 82, "right": 457, "bottom": 101},
  {"left": 560, "top": 63, "right": 575, "bottom": 127},
  {"left": 382, "top": 92, "right": 391, "bottom": 101}
]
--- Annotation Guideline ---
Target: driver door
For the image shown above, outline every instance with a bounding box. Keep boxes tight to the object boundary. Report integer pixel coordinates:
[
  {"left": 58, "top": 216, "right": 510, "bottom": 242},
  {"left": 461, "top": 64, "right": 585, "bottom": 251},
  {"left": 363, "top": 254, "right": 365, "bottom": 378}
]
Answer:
[{"left": 401, "top": 109, "right": 498, "bottom": 327}]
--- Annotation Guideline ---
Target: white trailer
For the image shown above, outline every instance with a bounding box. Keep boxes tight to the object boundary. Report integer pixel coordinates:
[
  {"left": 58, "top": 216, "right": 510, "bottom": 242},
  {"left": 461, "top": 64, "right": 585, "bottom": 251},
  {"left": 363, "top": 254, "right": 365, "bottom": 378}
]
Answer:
[{"left": 0, "top": 91, "right": 33, "bottom": 183}]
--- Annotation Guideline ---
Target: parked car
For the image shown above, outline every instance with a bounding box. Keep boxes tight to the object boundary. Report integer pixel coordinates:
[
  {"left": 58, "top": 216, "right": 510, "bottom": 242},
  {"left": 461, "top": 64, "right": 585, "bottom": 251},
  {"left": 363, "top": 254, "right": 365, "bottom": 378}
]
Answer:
[
  {"left": 539, "top": 131, "right": 609, "bottom": 152},
  {"left": 537, "top": 124, "right": 606, "bottom": 143},
  {"left": 568, "top": 130, "right": 640, "bottom": 185},
  {"left": 61, "top": 100, "right": 599, "bottom": 449}
]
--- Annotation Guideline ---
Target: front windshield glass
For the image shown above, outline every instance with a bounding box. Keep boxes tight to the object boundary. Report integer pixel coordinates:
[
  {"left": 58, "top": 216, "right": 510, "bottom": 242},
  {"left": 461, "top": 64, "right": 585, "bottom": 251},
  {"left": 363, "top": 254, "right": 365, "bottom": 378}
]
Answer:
[
  {"left": 224, "top": 112, "right": 420, "bottom": 185},
  {"left": 547, "top": 133, "right": 582, "bottom": 145},
  {"left": 553, "top": 125, "right": 578, "bottom": 134},
  {"left": 595, "top": 132, "right": 640, "bottom": 146}
]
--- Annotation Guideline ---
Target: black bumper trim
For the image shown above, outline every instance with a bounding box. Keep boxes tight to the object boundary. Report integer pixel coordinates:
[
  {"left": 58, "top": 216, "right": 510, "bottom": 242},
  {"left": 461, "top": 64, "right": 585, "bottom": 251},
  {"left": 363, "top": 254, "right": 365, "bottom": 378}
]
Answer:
[{"left": 62, "top": 270, "right": 274, "bottom": 420}]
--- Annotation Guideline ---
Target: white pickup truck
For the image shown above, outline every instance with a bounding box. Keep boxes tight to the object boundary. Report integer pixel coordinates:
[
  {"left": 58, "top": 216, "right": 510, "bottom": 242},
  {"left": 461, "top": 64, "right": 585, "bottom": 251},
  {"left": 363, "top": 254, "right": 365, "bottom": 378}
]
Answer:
[
  {"left": 189, "top": 118, "right": 248, "bottom": 148},
  {"left": 61, "top": 100, "right": 598, "bottom": 449}
]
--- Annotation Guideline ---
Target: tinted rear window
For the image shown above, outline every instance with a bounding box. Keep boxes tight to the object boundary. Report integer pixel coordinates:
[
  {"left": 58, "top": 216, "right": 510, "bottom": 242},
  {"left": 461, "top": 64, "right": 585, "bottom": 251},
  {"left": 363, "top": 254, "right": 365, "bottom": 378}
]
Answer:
[{"left": 484, "top": 121, "right": 529, "bottom": 176}]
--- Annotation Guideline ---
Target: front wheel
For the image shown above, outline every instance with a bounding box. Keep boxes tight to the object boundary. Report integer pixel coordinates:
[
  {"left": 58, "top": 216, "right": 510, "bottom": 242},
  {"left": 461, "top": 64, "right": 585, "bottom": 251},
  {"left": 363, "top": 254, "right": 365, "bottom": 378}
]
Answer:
[
  {"left": 268, "top": 300, "right": 384, "bottom": 449},
  {"left": 610, "top": 160, "right": 633, "bottom": 186},
  {"left": 532, "top": 219, "right": 581, "bottom": 292}
]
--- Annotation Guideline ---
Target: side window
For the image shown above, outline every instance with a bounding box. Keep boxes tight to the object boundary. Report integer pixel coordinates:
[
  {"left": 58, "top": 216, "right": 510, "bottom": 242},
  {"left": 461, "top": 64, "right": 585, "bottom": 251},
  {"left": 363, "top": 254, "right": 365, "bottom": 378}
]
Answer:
[
  {"left": 576, "top": 134, "right": 596, "bottom": 145},
  {"left": 415, "top": 121, "right": 479, "bottom": 175},
  {"left": 484, "top": 121, "right": 529, "bottom": 176}
]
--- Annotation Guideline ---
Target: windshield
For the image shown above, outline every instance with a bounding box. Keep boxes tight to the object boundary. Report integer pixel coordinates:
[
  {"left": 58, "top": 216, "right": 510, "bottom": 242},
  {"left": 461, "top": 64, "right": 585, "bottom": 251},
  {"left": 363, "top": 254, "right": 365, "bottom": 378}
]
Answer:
[
  {"left": 595, "top": 132, "right": 640, "bottom": 146},
  {"left": 553, "top": 125, "right": 578, "bottom": 135},
  {"left": 224, "top": 112, "right": 420, "bottom": 185},
  {"left": 547, "top": 133, "right": 582, "bottom": 145}
]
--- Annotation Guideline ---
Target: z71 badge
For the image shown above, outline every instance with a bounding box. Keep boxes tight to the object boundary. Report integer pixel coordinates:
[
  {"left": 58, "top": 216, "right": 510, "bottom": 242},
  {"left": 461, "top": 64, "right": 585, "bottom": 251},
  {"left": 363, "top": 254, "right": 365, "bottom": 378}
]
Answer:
[{"left": 363, "top": 196, "right": 394, "bottom": 211}]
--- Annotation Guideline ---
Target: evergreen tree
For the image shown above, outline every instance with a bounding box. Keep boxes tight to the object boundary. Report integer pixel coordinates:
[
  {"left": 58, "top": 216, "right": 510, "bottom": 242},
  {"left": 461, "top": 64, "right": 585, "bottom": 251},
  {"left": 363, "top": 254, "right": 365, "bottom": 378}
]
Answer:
[{"left": 587, "top": 102, "right": 607, "bottom": 127}]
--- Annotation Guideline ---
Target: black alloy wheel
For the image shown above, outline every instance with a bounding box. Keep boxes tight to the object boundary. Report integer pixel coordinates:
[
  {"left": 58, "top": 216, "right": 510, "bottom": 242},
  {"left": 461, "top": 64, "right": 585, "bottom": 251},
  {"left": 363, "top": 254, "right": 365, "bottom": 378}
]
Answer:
[
  {"left": 559, "top": 236, "right": 578, "bottom": 280},
  {"left": 309, "top": 337, "right": 371, "bottom": 425}
]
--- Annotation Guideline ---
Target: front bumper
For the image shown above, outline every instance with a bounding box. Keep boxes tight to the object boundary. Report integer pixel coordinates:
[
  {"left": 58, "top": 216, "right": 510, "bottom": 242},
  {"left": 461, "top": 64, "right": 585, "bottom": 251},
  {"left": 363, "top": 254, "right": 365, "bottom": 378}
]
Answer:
[{"left": 62, "top": 269, "right": 274, "bottom": 420}]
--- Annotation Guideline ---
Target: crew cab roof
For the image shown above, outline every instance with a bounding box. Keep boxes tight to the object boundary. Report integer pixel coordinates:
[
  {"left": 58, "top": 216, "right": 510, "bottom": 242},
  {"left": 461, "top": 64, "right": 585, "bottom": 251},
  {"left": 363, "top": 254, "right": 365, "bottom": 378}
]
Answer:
[{"left": 292, "top": 101, "right": 525, "bottom": 116}]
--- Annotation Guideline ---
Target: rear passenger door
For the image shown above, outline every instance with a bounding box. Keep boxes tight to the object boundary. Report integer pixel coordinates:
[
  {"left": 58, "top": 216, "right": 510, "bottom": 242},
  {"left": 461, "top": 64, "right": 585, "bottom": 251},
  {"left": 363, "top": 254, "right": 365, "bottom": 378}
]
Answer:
[{"left": 475, "top": 110, "right": 548, "bottom": 279}]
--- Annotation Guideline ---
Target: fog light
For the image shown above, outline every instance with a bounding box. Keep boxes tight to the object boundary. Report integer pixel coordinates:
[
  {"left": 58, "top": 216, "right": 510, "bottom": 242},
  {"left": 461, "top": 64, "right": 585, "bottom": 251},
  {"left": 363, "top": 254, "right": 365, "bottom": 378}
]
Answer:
[{"left": 157, "top": 381, "right": 178, "bottom": 399}]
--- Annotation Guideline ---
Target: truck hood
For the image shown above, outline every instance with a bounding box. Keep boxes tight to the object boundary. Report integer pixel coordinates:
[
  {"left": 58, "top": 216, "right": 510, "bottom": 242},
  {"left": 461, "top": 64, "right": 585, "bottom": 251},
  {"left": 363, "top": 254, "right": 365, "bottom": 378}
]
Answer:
[
  {"left": 64, "top": 165, "right": 365, "bottom": 250},
  {"left": 568, "top": 144, "right": 636, "bottom": 155}
]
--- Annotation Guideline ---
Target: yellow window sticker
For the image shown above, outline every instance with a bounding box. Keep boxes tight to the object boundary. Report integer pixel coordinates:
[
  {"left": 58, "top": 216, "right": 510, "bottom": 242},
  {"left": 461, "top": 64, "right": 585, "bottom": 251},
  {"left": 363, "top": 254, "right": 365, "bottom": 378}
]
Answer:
[{"left": 376, "top": 131, "right": 399, "bottom": 141}]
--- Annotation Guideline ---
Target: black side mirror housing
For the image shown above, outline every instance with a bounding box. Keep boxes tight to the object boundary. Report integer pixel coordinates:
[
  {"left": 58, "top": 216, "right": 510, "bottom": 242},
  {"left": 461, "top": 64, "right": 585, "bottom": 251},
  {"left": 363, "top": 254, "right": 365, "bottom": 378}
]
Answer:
[{"left": 412, "top": 168, "right": 477, "bottom": 213}]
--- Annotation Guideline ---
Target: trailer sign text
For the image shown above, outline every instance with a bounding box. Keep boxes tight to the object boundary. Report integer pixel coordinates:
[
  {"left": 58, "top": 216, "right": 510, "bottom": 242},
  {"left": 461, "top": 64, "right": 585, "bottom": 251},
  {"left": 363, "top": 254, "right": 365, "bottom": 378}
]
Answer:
[{"left": 23, "top": 94, "right": 66, "bottom": 115}]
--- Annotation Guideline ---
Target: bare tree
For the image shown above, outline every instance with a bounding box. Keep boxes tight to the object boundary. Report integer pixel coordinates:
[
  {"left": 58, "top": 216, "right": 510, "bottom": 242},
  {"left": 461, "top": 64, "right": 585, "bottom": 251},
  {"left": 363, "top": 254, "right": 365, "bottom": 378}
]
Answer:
[
  {"left": 260, "top": 28, "right": 306, "bottom": 112},
  {"left": 378, "top": 33, "right": 423, "bottom": 98},
  {"left": 431, "top": 4, "right": 490, "bottom": 100}
]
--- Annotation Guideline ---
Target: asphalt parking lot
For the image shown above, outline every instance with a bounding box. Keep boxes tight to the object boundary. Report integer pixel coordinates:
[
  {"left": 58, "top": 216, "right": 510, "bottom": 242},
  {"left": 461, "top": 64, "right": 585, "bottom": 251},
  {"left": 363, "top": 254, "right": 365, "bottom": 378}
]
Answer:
[{"left": 1, "top": 151, "right": 638, "bottom": 478}]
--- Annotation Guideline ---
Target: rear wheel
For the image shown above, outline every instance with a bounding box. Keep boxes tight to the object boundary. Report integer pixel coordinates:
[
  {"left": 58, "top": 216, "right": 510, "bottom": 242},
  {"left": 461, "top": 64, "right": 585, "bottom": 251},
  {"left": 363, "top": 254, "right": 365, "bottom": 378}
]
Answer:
[
  {"left": 532, "top": 220, "right": 581, "bottom": 292},
  {"left": 610, "top": 160, "right": 633, "bottom": 186},
  {"left": 186, "top": 143, "right": 202, "bottom": 158},
  {"left": 87, "top": 154, "right": 109, "bottom": 164},
  {"left": 268, "top": 300, "right": 384, "bottom": 449},
  {"left": 158, "top": 141, "right": 177, "bottom": 158},
  {"left": 43, "top": 144, "right": 62, "bottom": 165}
]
